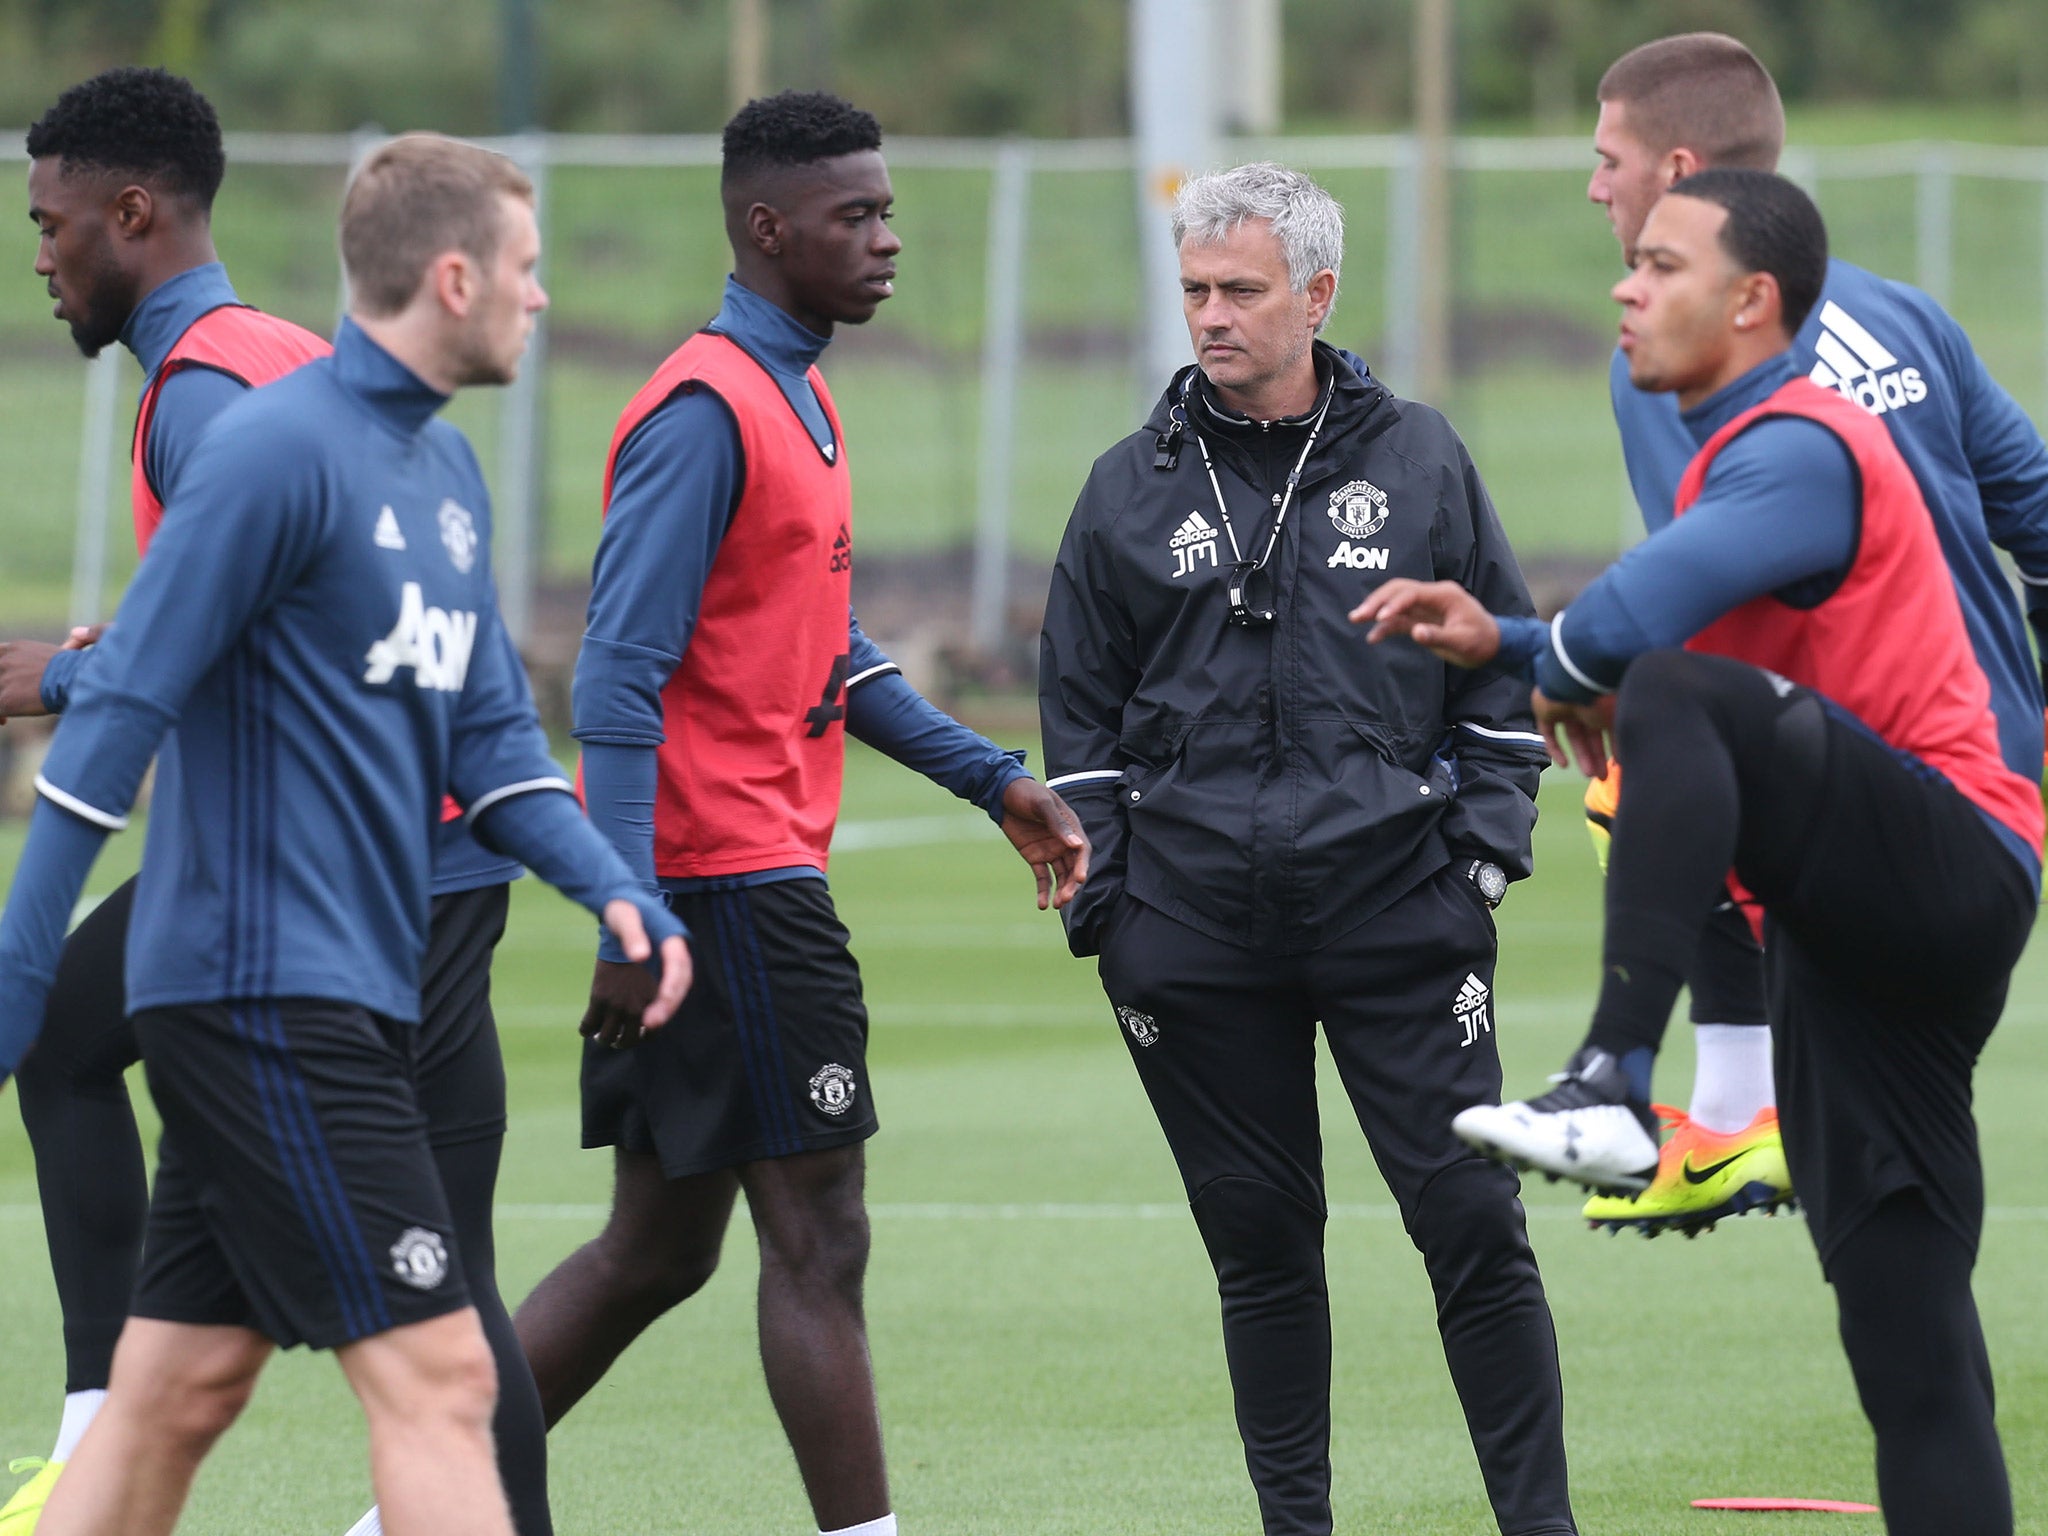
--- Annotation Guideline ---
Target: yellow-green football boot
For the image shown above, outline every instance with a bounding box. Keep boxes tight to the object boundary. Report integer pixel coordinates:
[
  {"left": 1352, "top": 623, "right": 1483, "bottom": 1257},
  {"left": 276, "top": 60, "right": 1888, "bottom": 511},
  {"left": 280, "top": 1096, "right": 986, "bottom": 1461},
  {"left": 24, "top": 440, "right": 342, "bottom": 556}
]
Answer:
[
  {"left": 1584, "top": 1105, "right": 1795, "bottom": 1238},
  {"left": 0, "top": 1458, "right": 62, "bottom": 1534}
]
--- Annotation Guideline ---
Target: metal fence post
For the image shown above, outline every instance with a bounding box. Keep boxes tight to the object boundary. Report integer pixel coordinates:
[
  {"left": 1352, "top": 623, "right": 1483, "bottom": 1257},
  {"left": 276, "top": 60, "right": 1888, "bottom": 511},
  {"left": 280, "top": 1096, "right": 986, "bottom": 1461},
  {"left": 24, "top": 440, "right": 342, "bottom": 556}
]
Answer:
[
  {"left": 971, "top": 140, "right": 1031, "bottom": 657},
  {"left": 1917, "top": 144, "right": 1952, "bottom": 306},
  {"left": 495, "top": 131, "right": 549, "bottom": 650},
  {"left": 69, "top": 349, "right": 122, "bottom": 628},
  {"left": 1383, "top": 136, "right": 1421, "bottom": 393},
  {"left": 1781, "top": 145, "right": 1820, "bottom": 197},
  {"left": 1129, "top": 0, "right": 1215, "bottom": 392},
  {"left": 2031, "top": 171, "right": 2048, "bottom": 421},
  {"left": 340, "top": 126, "right": 385, "bottom": 321}
]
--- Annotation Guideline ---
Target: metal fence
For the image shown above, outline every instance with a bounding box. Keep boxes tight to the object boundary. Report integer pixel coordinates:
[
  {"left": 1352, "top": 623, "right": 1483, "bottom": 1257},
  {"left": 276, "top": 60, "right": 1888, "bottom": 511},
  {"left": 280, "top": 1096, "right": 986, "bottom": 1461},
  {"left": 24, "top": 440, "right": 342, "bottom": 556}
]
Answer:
[{"left": 6, "top": 131, "right": 2048, "bottom": 660}]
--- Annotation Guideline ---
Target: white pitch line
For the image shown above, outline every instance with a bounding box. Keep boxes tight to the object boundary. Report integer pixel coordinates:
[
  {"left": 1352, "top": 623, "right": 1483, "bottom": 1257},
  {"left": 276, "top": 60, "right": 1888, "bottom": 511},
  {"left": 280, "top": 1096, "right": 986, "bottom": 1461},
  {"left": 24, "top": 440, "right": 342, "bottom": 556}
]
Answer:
[
  {"left": 490, "top": 997, "right": 1612, "bottom": 1029},
  {"left": 12, "top": 1212, "right": 2031, "bottom": 1236},
  {"left": 831, "top": 814, "right": 987, "bottom": 852},
  {"left": 481, "top": 1202, "right": 2048, "bottom": 1225},
  {"left": 13, "top": 1202, "right": 2048, "bottom": 1225},
  {"left": 335, "top": 1202, "right": 2048, "bottom": 1225}
]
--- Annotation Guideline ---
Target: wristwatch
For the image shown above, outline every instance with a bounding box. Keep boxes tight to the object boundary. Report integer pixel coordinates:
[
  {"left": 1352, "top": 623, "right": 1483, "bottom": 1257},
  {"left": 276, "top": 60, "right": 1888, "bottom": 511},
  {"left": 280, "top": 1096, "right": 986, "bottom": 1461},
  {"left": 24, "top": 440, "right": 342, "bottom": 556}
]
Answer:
[{"left": 1465, "top": 859, "right": 1508, "bottom": 909}]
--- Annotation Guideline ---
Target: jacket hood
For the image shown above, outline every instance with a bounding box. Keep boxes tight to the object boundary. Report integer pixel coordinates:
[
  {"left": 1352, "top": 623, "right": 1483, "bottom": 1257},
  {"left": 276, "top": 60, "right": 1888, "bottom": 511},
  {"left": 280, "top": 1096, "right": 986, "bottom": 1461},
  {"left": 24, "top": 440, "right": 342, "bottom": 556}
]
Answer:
[
  {"left": 1141, "top": 340, "right": 1400, "bottom": 499},
  {"left": 1141, "top": 339, "right": 1395, "bottom": 440}
]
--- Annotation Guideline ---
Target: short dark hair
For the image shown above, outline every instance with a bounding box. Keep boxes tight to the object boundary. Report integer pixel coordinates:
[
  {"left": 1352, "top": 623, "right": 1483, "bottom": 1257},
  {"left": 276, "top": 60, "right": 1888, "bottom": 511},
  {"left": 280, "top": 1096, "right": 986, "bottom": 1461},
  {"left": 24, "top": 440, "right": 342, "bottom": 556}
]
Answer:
[
  {"left": 1666, "top": 168, "right": 1828, "bottom": 335},
  {"left": 1598, "top": 33, "right": 1784, "bottom": 171},
  {"left": 26, "top": 67, "right": 226, "bottom": 209},
  {"left": 721, "top": 91, "right": 882, "bottom": 188}
]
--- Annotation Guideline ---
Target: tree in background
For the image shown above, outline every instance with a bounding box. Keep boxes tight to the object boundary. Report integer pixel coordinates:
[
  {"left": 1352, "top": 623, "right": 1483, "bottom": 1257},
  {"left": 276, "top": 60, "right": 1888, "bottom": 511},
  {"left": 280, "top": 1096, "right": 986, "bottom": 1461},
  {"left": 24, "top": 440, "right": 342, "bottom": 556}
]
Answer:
[{"left": 0, "top": 0, "right": 2045, "bottom": 135}]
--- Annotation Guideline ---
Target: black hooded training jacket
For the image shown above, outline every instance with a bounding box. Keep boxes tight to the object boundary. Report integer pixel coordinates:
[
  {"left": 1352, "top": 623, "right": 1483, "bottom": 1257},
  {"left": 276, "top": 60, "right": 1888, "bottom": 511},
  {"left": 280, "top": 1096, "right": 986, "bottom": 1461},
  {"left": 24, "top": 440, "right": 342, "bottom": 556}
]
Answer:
[{"left": 1039, "top": 343, "right": 1548, "bottom": 957}]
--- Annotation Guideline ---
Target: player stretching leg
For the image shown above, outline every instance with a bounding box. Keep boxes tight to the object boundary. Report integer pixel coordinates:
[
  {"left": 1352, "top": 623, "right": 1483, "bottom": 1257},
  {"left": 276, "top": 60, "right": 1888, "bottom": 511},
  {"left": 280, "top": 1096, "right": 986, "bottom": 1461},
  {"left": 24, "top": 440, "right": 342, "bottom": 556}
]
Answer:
[
  {"left": 1360, "top": 170, "right": 2038, "bottom": 1536},
  {"left": 0, "top": 133, "right": 691, "bottom": 1536},
  {"left": 1573, "top": 33, "right": 2048, "bottom": 1236},
  {"left": 511, "top": 93, "right": 1086, "bottom": 1536},
  {"left": 0, "top": 73, "right": 556, "bottom": 1536}
]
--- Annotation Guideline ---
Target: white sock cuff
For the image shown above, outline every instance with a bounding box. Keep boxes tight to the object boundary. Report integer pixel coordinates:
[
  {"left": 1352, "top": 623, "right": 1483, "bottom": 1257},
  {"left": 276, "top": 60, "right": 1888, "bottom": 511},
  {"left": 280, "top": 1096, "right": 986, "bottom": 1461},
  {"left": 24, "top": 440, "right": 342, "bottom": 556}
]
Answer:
[
  {"left": 819, "top": 1516, "right": 897, "bottom": 1536},
  {"left": 52, "top": 1389, "right": 107, "bottom": 1462},
  {"left": 1688, "top": 1022, "right": 1776, "bottom": 1134},
  {"left": 342, "top": 1509, "right": 383, "bottom": 1536}
]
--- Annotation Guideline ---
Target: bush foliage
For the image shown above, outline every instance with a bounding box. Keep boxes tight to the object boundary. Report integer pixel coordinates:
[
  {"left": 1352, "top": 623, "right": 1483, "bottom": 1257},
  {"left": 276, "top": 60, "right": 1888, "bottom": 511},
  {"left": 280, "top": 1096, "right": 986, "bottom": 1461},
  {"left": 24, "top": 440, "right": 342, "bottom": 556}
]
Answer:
[{"left": 3, "top": 0, "right": 2047, "bottom": 138}]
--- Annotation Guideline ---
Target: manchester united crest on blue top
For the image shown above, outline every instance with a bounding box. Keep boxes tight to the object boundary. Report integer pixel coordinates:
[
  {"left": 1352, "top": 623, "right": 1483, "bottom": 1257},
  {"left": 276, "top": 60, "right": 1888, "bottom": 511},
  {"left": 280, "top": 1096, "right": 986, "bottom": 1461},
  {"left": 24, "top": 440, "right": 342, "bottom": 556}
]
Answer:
[{"left": 439, "top": 498, "right": 479, "bottom": 573}]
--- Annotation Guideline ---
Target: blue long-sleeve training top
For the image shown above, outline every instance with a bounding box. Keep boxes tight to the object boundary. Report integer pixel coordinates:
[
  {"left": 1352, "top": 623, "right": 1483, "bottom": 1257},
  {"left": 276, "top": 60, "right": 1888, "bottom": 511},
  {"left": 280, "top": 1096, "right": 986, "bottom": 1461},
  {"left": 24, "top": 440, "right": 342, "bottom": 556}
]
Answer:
[
  {"left": 572, "top": 275, "right": 1027, "bottom": 955},
  {"left": 35, "top": 262, "right": 519, "bottom": 897},
  {"left": 1498, "top": 353, "right": 1857, "bottom": 699},
  {"left": 0, "top": 321, "right": 680, "bottom": 1077},
  {"left": 38, "top": 263, "right": 246, "bottom": 712},
  {"left": 1503, "top": 343, "right": 2040, "bottom": 885},
  {"left": 1609, "top": 256, "right": 2048, "bottom": 784}
]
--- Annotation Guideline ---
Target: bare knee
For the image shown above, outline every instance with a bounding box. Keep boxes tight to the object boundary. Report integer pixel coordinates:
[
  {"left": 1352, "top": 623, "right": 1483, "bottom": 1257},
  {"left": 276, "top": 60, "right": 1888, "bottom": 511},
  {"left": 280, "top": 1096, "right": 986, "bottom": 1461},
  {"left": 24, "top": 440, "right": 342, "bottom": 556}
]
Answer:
[
  {"left": 109, "top": 1325, "right": 268, "bottom": 1461},
  {"left": 750, "top": 1154, "right": 871, "bottom": 1301},
  {"left": 592, "top": 1213, "right": 726, "bottom": 1311},
  {"left": 423, "top": 1327, "right": 500, "bottom": 1431},
  {"left": 346, "top": 1313, "right": 500, "bottom": 1436},
  {"left": 157, "top": 1370, "right": 260, "bottom": 1457},
  {"left": 573, "top": 1157, "right": 735, "bottom": 1313}
]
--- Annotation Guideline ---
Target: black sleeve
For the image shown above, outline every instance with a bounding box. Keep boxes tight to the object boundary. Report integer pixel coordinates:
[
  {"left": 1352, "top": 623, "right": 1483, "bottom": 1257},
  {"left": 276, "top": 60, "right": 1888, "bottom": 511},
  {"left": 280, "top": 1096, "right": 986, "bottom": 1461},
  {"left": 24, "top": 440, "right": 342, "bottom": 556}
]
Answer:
[
  {"left": 1431, "top": 430, "right": 1548, "bottom": 881},
  {"left": 1038, "top": 470, "right": 1140, "bottom": 956}
]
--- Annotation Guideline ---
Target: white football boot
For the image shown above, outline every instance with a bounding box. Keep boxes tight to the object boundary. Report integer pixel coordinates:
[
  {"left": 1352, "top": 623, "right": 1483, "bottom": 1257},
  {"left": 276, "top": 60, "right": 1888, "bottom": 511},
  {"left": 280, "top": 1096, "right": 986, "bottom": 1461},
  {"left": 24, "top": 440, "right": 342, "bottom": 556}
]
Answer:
[{"left": 1452, "top": 1047, "right": 1661, "bottom": 1193}]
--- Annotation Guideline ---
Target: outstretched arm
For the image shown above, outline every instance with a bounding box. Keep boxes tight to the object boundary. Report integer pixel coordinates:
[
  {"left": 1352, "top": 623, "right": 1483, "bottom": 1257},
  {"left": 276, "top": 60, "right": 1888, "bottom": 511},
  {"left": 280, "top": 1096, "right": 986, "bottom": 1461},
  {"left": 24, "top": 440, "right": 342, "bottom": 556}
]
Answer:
[
  {"left": 844, "top": 611, "right": 1087, "bottom": 908},
  {"left": 1357, "top": 414, "right": 1860, "bottom": 775}
]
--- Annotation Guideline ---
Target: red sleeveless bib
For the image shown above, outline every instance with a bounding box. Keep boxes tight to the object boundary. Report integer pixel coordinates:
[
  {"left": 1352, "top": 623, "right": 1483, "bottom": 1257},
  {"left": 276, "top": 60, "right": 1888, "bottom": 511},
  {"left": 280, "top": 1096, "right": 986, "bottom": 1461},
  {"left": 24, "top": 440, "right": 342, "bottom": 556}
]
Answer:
[
  {"left": 599, "top": 331, "right": 856, "bottom": 877},
  {"left": 1677, "top": 376, "right": 2042, "bottom": 855},
  {"left": 131, "top": 303, "right": 330, "bottom": 554}
]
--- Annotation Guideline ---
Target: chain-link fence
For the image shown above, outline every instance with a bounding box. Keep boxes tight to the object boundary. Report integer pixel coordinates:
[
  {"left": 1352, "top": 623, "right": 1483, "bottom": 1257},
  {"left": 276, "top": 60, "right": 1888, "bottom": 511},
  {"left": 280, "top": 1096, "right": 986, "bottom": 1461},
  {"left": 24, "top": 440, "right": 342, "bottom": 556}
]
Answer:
[{"left": 5, "top": 132, "right": 2047, "bottom": 670}]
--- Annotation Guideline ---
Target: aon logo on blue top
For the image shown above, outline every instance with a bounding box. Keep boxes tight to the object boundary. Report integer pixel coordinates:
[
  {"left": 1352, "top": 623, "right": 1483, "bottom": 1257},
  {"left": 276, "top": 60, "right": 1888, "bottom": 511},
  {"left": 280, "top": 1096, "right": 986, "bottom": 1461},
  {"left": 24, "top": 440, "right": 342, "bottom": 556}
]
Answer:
[{"left": 363, "top": 582, "right": 479, "bottom": 692}]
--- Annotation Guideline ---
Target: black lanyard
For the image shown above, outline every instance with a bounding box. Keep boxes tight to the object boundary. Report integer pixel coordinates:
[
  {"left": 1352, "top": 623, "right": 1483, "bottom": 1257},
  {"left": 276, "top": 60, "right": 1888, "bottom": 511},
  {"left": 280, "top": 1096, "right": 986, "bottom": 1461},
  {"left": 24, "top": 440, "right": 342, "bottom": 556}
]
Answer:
[{"left": 1183, "top": 375, "right": 1333, "bottom": 626}]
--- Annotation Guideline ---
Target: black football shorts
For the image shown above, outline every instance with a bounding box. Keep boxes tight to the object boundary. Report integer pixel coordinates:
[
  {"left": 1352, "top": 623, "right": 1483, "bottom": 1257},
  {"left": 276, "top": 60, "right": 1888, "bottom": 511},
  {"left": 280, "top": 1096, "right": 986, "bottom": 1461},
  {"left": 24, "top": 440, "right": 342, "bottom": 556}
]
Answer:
[
  {"left": 130, "top": 999, "right": 471, "bottom": 1350},
  {"left": 581, "top": 876, "right": 876, "bottom": 1178}
]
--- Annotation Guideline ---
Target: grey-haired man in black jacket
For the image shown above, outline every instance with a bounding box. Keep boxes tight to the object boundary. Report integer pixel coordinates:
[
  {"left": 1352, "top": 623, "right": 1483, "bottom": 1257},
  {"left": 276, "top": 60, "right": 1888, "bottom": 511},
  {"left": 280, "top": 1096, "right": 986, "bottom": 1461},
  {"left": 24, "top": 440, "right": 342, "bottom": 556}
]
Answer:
[{"left": 1038, "top": 162, "right": 1575, "bottom": 1536}]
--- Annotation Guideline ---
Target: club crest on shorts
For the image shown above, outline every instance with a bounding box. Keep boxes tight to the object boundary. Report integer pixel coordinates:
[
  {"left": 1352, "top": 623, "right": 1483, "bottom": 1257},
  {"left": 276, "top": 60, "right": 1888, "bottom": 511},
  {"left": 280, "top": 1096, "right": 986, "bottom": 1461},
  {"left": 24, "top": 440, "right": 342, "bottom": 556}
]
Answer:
[
  {"left": 1327, "top": 479, "right": 1390, "bottom": 540},
  {"left": 809, "top": 1062, "right": 859, "bottom": 1116},
  {"left": 438, "top": 498, "right": 479, "bottom": 574},
  {"left": 389, "top": 1227, "right": 450, "bottom": 1290},
  {"left": 1116, "top": 1004, "right": 1159, "bottom": 1047}
]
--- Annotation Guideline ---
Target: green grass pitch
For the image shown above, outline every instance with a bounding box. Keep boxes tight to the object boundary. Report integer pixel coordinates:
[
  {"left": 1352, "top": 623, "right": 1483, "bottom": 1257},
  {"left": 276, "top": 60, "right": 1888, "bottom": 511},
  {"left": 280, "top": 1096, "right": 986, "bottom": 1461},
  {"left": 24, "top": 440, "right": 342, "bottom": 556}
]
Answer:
[{"left": 4, "top": 749, "right": 2048, "bottom": 1533}]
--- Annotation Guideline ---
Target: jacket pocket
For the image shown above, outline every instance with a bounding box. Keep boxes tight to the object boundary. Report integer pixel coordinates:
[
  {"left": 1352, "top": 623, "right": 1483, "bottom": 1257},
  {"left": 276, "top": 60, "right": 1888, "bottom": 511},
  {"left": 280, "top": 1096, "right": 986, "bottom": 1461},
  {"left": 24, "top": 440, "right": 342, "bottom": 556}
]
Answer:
[
  {"left": 1343, "top": 719, "right": 1457, "bottom": 802},
  {"left": 1119, "top": 721, "right": 1260, "bottom": 935}
]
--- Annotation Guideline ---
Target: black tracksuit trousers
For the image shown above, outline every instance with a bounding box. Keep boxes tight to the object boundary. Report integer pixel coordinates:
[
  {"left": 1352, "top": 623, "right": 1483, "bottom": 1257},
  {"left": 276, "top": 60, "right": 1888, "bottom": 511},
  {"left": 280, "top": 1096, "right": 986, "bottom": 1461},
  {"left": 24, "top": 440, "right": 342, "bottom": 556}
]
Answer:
[
  {"left": 1098, "top": 864, "right": 1576, "bottom": 1536},
  {"left": 1587, "top": 650, "right": 2036, "bottom": 1536}
]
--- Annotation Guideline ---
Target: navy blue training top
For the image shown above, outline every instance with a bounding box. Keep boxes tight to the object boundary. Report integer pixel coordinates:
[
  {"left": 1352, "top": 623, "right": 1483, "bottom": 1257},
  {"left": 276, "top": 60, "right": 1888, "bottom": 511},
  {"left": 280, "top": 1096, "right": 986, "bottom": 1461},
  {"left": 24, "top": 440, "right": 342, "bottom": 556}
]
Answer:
[
  {"left": 572, "top": 276, "right": 1027, "bottom": 953},
  {"left": 1609, "top": 256, "right": 2048, "bottom": 786},
  {"left": 1497, "top": 349, "right": 2039, "bottom": 883},
  {"left": 1498, "top": 353, "right": 1858, "bottom": 699},
  {"left": 0, "top": 321, "right": 679, "bottom": 1074},
  {"left": 37, "top": 263, "right": 519, "bottom": 897}
]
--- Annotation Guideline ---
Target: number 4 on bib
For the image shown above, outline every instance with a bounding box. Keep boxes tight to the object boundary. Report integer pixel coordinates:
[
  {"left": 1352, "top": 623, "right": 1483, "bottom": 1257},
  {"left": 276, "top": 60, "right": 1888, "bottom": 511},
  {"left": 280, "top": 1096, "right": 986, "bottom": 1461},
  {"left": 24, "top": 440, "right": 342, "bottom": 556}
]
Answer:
[{"left": 805, "top": 653, "right": 851, "bottom": 737}]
